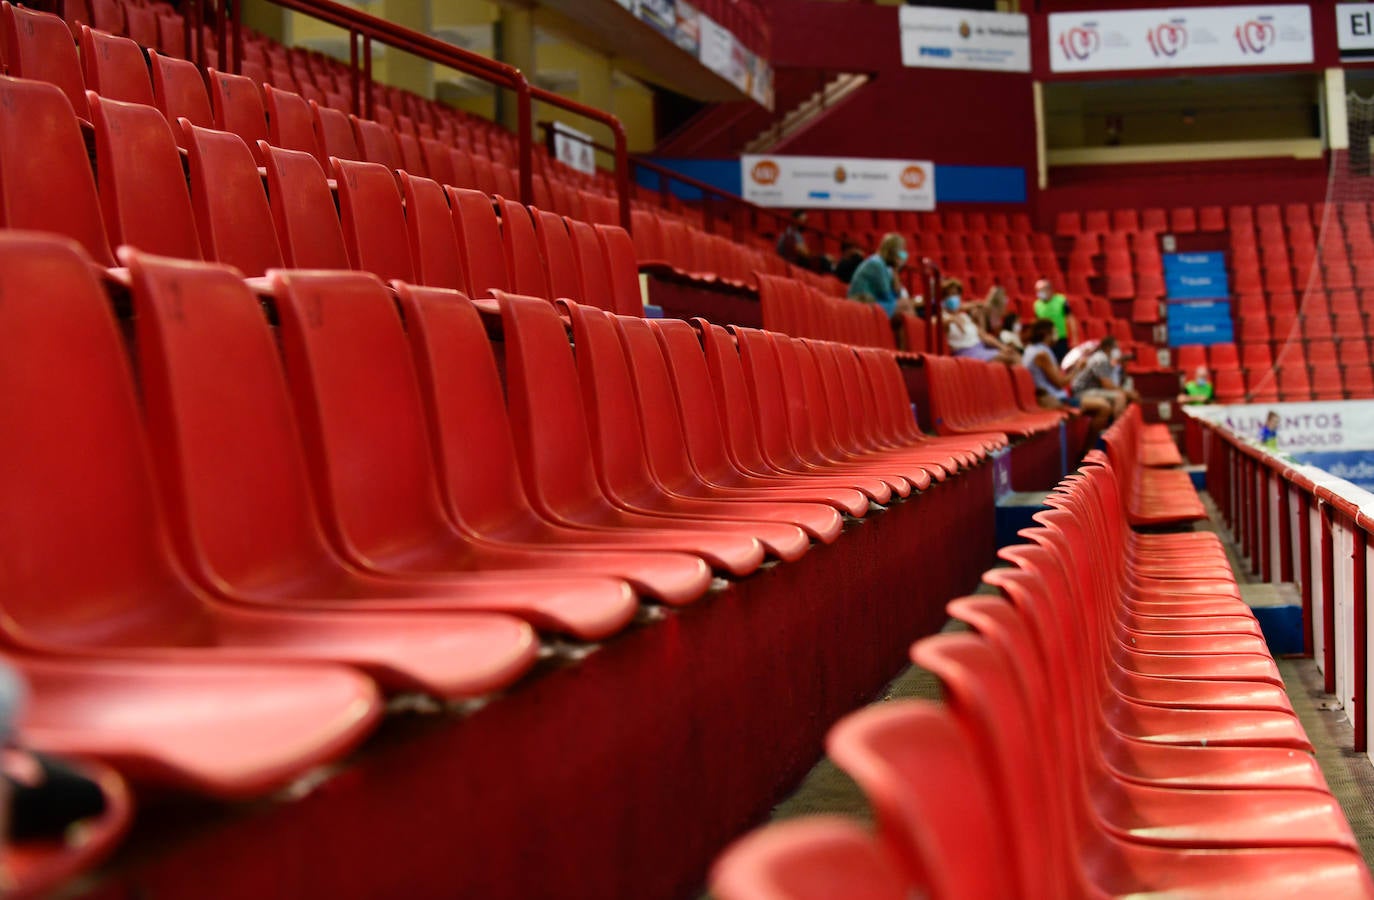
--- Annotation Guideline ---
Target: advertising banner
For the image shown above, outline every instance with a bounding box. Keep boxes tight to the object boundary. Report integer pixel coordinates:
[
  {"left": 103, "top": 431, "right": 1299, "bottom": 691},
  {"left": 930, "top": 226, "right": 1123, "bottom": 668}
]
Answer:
[
  {"left": 741, "top": 155, "right": 936, "bottom": 211},
  {"left": 1165, "top": 270, "right": 1230, "bottom": 299},
  {"left": 1192, "top": 401, "right": 1374, "bottom": 453},
  {"left": 1164, "top": 251, "right": 1227, "bottom": 275},
  {"left": 635, "top": 0, "right": 677, "bottom": 39},
  {"left": 699, "top": 16, "right": 734, "bottom": 79},
  {"left": 1338, "top": 3, "right": 1374, "bottom": 61},
  {"left": 552, "top": 122, "right": 596, "bottom": 176},
  {"left": 1166, "top": 299, "right": 1234, "bottom": 345},
  {"left": 899, "top": 6, "right": 1031, "bottom": 73},
  {"left": 673, "top": 0, "right": 701, "bottom": 56},
  {"left": 1048, "top": 5, "right": 1313, "bottom": 73}
]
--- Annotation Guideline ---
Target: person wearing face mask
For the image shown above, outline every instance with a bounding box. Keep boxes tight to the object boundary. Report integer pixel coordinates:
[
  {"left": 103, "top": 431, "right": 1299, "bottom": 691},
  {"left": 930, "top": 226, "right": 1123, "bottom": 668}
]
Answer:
[
  {"left": 1032, "top": 278, "right": 1079, "bottom": 362},
  {"left": 1070, "top": 335, "right": 1129, "bottom": 418},
  {"left": 942, "top": 278, "right": 1019, "bottom": 364},
  {"left": 848, "top": 233, "right": 915, "bottom": 317},
  {"left": 1178, "top": 366, "right": 1215, "bottom": 405}
]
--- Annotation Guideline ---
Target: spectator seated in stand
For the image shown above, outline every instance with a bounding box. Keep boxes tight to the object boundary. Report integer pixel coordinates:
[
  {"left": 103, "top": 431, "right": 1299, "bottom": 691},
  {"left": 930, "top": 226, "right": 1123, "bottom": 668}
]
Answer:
[
  {"left": 1023, "top": 318, "right": 1112, "bottom": 437},
  {"left": 1178, "top": 365, "right": 1216, "bottom": 406},
  {"left": 847, "top": 233, "right": 914, "bottom": 318},
  {"left": 833, "top": 239, "right": 865, "bottom": 284},
  {"left": 967, "top": 285, "right": 1010, "bottom": 338},
  {"left": 775, "top": 209, "right": 810, "bottom": 267},
  {"left": 1032, "top": 277, "right": 1079, "bottom": 361},
  {"left": 1069, "top": 335, "right": 1134, "bottom": 419},
  {"left": 942, "top": 278, "right": 1018, "bottom": 365},
  {"left": 999, "top": 312, "right": 1023, "bottom": 351}
]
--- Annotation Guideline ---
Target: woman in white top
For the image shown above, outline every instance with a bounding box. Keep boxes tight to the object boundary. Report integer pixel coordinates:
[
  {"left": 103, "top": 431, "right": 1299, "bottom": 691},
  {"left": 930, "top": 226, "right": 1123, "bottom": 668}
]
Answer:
[{"left": 941, "top": 278, "right": 1018, "bottom": 364}]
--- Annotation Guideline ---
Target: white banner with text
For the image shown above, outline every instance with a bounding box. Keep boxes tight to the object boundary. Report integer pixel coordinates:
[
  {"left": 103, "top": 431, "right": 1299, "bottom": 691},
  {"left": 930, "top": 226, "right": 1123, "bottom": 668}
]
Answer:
[
  {"left": 741, "top": 155, "right": 935, "bottom": 211},
  {"left": 1048, "top": 5, "right": 1312, "bottom": 73},
  {"left": 899, "top": 6, "right": 1031, "bottom": 72}
]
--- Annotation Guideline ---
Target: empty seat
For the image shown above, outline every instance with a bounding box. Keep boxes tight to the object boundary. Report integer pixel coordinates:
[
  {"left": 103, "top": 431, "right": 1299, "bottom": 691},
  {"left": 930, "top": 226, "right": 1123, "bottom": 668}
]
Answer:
[
  {"left": 89, "top": 92, "right": 202, "bottom": 260},
  {"left": 264, "top": 83, "right": 324, "bottom": 163},
  {"left": 79, "top": 25, "right": 154, "bottom": 106},
  {"left": 1311, "top": 364, "right": 1344, "bottom": 400},
  {"left": 565, "top": 217, "right": 615, "bottom": 313},
  {"left": 149, "top": 50, "right": 212, "bottom": 144},
  {"left": 209, "top": 69, "right": 268, "bottom": 163},
  {"left": 0, "top": 76, "right": 115, "bottom": 266},
  {"left": 1175, "top": 345, "right": 1208, "bottom": 372},
  {"left": 533, "top": 208, "right": 583, "bottom": 302},
  {"left": 0, "top": 232, "right": 536, "bottom": 700},
  {"left": 443, "top": 186, "right": 506, "bottom": 300},
  {"left": 1277, "top": 366, "right": 1312, "bottom": 401},
  {"left": 311, "top": 99, "right": 361, "bottom": 160},
  {"left": 3, "top": 2, "right": 89, "bottom": 118},
  {"left": 399, "top": 171, "right": 464, "bottom": 290},
  {"left": 181, "top": 123, "right": 282, "bottom": 277},
  {"left": 333, "top": 157, "right": 414, "bottom": 282},
  {"left": 258, "top": 142, "right": 350, "bottom": 269},
  {"left": 498, "top": 197, "right": 552, "bottom": 299},
  {"left": 351, "top": 115, "right": 403, "bottom": 171},
  {"left": 1208, "top": 343, "right": 1239, "bottom": 370}
]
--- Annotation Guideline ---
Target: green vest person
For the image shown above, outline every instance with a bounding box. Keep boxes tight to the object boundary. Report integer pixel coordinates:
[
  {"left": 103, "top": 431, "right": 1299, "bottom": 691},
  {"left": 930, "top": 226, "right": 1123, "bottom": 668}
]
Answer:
[{"left": 1033, "top": 278, "right": 1076, "bottom": 362}]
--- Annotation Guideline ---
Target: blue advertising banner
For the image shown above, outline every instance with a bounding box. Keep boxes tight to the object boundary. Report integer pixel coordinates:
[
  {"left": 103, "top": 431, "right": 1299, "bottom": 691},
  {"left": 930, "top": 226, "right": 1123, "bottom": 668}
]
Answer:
[
  {"left": 1292, "top": 450, "right": 1374, "bottom": 490},
  {"left": 1165, "top": 270, "right": 1230, "bottom": 299},
  {"left": 1167, "top": 299, "right": 1234, "bottom": 346},
  {"left": 1164, "top": 251, "right": 1227, "bottom": 276}
]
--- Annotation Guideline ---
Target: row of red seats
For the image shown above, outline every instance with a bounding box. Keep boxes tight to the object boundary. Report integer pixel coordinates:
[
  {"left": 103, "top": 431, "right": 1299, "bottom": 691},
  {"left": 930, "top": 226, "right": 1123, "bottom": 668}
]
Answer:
[
  {"left": 1210, "top": 366, "right": 1374, "bottom": 403},
  {"left": 1, "top": 231, "right": 1016, "bottom": 862},
  {"left": 712, "top": 434, "right": 1369, "bottom": 898},
  {"left": 6, "top": 1, "right": 793, "bottom": 297},
  {"left": 758, "top": 274, "right": 898, "bottom": 351},
  {"left": 1234, "top": 311, "right": 1374, "bottom": 345},
  {"left": 1236, "top": 289, "right": 1374, "bottom": 318},
  {"left": 811, "top": 209, "right": 1036, "bottom": 238},
  {"left": 1179, "top": 341, "right": 1374, "bottom": 371},
  {"left": 1056, "top": 205, "right": 1226, "bottom": 236}
]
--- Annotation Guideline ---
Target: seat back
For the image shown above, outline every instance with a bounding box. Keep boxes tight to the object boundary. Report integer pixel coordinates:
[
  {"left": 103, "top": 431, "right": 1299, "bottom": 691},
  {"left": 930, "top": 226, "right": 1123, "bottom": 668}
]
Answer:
[
  {"left": 533, "top": 209, "right": 583, "bottom": 302},
  {"left": 149, "top": 50, "right": 212, "bottom": 144},
  {"left": 0, "top": 76, "right": 114, "bottom": 266},
  {"left": 826, "top": 700, "right": 1018, "bottom": 899},
  {"left": 3, "top": 2, "right": 89, "bottom": 118},
  {"left": 332, "top": 157, "right": 414, "bottom": 282},
  {"left": 259, "top": 142, "right": 349, "bottom": 269},
  {"left": 711, "top": 817, "right": 912, "bottom": 900},
  {"left": 311, "top": 100, "right": 360, "bottom": 160},
  {"left": 271, "top": 271, "right": 452, "bottom": 562},
  {"left": 496, "top": 292, "right": 611, "bottom": 520},
  {"left": 400, "top": 172, "right": 464, "bottom": 290},
  {"left": 125, "top": 249, "right": 344, "bottom": 591},
  {"left": 566, "top": 218, "right": 614, "bottom": 312},
  {"left": 208, "top": 69, "right": 268, "bottom": 163},
  {"left": 0, "top": 234, "right": 203, "bottom": 646},
  {"left": 446, "top": 187, "right": 510, "bottom": 299},
  {"left": 79, "top": 25, "right": 154, "bottom": 106},
  {"left": 181, "top": 123, "right": 282, "bottom": 277},
  {"left": 350, "top": 115, "right": 402, "bottom": 171},
  {"left": 499, "top": 197, "right": 551, "bottom": 300},
  {"left": 395, "top": 284, "right": 538, "bottom": 533},
  {"left": 264, "top": 84, "right": 324, "bottom": 163},
  {"left": 89, "top": 93, "right": 201, "bottom": 260},
  {"left": 596, "top": 224, "right": 645, "bottom": 316}
]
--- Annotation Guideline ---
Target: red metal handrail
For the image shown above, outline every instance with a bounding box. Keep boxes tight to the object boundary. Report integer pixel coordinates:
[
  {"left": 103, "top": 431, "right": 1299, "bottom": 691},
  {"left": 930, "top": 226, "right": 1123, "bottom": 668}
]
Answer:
[{"left": 211, "top": 0, "right": 632, "bottom": 229}]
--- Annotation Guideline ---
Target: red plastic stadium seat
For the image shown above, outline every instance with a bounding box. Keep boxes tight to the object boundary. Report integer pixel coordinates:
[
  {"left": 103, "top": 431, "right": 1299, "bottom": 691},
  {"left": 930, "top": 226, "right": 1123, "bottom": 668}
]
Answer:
[
  {"left": 259, "top": 142, "right": 350, "bottom": 269},
  {"left": 566, "top": 218, "right": 617, "bottom": 313},
  {"left": 0, "top": 233, "right": 537, "bottom": 700},
  {"left": 149, "top": 50, "right": 212, "bottom": 144},
  {"left": 1175, "top": 345, "right": 1207, "bottom": 371},
  {"left": 1277, "top": 366, "right": 1313, "bottom": 401},
  {"left": 181, "top": 123, "right": 282, "bottom": 277},
  {"left": 398, "top": 171, "right": 464, "bottom": 290},
  {"left": 209, "top": 69, "right": 268, "bottom": 163},
  {"left": 1208, "top": 343, "right": 1239, "bottom": 370},
  {"left": 264, "top": 83, "right": 324, "bottom": 163},
  {"left": 1213, "top": 367, "right": 1246, "bottom": 402},
  {"left": 333, "top": 157, "right": 414, "bottom": 281},
  {"left": 1311, "top": 364, "right": 1344, "bottom": 400},
  {"left": 350, "top": 115, "right": 403, "bottom": 171},
  {"left": 1346, "top": 364, "right": 1374, "bottom": 399},
  {"left": 0, "top": 76, "right": 115, "bottom": 266},
  {"left": 448, "top": 186, "right": 511, "bottom": 299},
  {"left": 79, "top": 25, "right": 154, "bottom": 106},
  {"left": 88, "top": 92, "right": 203, "bottom": 260},
  {"left": 711, "top": 816, "right": 912, "bottom": 900},
  {"left": 499, "top": 197, "right": 552, "bottom": 299},
  {"left": 533, "top": 208, "right": 584, "bottom": 302},
  {"left": 497, "top": 293, "right": 767, "bottom": 575},
  {"left": 13, "top": 651, "right": 383, "bottom": 799},
  {"left": 311, "top": 99, "right": 361, "bottom": 160},
  {"left": 3, "top": 2, "right": 89, "bottom": 118}
]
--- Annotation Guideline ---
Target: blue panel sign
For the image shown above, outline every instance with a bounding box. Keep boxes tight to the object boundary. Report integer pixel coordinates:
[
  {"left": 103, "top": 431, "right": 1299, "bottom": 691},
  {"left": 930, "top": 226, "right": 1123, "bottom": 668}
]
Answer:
[
  {"left": 1292, "top": 450, "right": 1374, "bottom": 491},
  {"left": 1167, "top": 299, "right": 1234, "bottom": 346},
  {"left": 1166, "top": 270, "right": 1230, "bottom": 299},
  {"left": 1164, "top": 252, "right": 1227, "bottom": 275}
]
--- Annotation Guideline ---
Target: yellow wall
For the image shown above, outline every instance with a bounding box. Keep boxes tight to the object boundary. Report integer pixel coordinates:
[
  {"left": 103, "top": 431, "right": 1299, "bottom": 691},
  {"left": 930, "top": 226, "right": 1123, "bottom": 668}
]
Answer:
[{"left": 258, "top": 0, "right": 654, "bottom": 158}]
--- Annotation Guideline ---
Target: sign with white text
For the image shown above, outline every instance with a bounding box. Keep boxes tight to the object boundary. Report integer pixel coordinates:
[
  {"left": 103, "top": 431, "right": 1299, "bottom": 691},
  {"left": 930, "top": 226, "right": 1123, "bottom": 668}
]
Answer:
[
  {"left": 741, "top": 155, "right": 935, "bottom": 211},
  {"left": 552, "top": 122, "right": 596, "bottom": 176},
  {"left": 1048, "top": 5, "right": 1312, "bottom": 73},
  {"left": 899, "top": 6, "right": 1031, "bottom": 72},
  {"left": 1337, "top": 3, "right": 1374, "bottom": 61}
]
